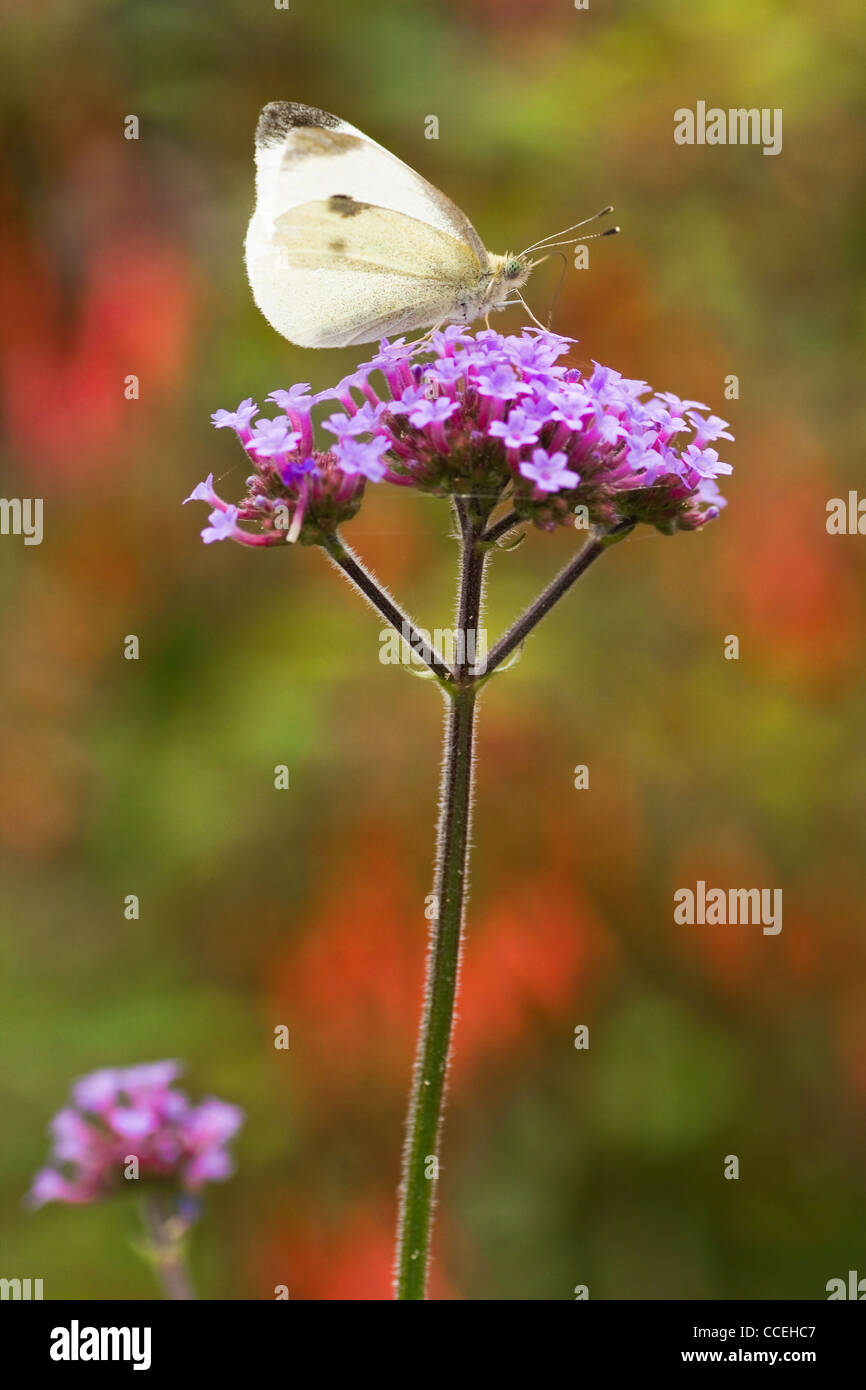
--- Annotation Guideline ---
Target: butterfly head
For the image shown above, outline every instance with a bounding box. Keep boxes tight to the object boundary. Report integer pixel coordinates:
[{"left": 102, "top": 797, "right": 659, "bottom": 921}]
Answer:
[
  {"left": 485, "top": 253, "right": 532, "bottom": 312},
  {"left": 480, "top": 208, "right": 619, "bottom": 328}
]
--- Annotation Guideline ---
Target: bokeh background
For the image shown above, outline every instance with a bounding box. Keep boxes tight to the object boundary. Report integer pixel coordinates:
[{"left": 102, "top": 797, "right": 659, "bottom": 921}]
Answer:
[{"left": 1, "top": 0, "right": 864, "bottom": 1300}]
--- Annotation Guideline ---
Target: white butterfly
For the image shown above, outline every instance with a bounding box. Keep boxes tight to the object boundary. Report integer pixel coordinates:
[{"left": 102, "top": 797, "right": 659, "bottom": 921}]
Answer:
[{"left": 244, "top": 102, "right": 616, "bottom": 350}]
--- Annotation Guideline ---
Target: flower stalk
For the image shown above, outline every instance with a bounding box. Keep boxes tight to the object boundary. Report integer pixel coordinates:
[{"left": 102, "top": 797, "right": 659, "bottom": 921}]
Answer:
[
  {"left": 321, "top": 532, "right": 454, "bottom": 687},
  {"left": 482, "top": 518, "right": 635, "bottom": 680},
  {"left": 395, "top": 497, "right": 490, "bottom": 1299},
  {"left": 139, "top": 1194, "right": 197, "bottom": 1302}
]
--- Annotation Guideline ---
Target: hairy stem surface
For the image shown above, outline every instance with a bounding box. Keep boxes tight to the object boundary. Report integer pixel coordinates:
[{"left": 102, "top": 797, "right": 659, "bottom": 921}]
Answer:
[{"left": 394, "top": 504, "right": 487, "bottom": 1299}]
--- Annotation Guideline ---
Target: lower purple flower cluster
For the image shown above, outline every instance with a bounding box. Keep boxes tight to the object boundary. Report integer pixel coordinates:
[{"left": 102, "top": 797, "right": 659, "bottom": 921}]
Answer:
[
  {"left": 190, "top": 327, "right": 732, "bottom": 545},
  {"left": 27, "top": 1062, "right": 244, "bottom": 1208}
]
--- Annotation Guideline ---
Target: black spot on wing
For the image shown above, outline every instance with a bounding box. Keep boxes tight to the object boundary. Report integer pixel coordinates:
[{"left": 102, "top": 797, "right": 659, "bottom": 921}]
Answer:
[
  {"left": 329, "top": 239, "right": 348, "bottom": 253},
  {"left": 255, "top": 101, "right": 341, "bottom": 147},
  {"left": 328, "top": 194, "right": 368, "bottom": 217}
]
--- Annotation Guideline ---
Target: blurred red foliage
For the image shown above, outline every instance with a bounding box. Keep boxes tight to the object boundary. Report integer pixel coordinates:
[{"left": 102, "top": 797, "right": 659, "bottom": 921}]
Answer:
[
  {"left": 0, "top": 206, "right": 194, "bottom": 478},
  {"left": 262, "top": 1205, "right": 453, "bottom": 1301},
  {"left": 267, "top": 822, "right": 596, "bottom": 1097}
]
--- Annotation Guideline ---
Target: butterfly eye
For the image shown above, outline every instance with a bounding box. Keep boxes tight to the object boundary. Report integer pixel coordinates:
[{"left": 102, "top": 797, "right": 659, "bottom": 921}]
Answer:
[{"left": 505, "top": 258, "right": 524, "bottom": 279}]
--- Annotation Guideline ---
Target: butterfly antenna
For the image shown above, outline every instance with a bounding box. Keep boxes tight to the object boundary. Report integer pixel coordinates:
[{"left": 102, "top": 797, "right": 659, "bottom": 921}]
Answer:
[
  {"left": 521, "top": 206, "right": 616, "bottom": 256},
  {"left": 531, "top": 226, "right": 620, "bottom": 253}
]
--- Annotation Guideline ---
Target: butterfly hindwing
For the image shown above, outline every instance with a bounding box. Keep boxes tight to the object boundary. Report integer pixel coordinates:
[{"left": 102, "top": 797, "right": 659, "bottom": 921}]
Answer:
[
  {"left": 274, "top": 197, "right": 482, "bottom": 278},
  {"left": 255, "top": 210, "right": 474, "bottom": 348}
]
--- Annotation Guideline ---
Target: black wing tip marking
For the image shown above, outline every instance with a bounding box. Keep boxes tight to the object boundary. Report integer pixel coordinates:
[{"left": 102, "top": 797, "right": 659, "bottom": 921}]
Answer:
[{"left": 255, "top": 102, "right": 341, "bottom": 148}]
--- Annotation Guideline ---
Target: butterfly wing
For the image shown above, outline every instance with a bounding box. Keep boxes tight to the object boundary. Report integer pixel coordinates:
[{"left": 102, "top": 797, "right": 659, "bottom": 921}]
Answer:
[
  {"left": 255, "top": 197, "right": 482, "bottom": 348},
  {"left": 245, "top": 102, "right": 489, "bottom": 347}
]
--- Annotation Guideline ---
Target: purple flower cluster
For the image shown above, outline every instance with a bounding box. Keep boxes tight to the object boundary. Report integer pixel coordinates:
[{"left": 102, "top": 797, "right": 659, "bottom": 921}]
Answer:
[
  {"left": 27, "top": 1062, "right": 244, "bottom": 1209},
  {"left": 191, "top": 328, "right": 732, "bottom": 544}
]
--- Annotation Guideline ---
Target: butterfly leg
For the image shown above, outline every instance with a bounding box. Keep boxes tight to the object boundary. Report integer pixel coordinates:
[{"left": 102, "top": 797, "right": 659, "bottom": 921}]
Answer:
[{"left": 410, "top": 320, "right": 445, "bottom": 353}]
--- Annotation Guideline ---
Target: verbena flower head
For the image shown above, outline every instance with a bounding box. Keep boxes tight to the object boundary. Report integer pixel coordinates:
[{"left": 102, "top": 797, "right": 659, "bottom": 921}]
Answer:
[
  {"left": 27, "top": 1062, "right": 244, "bottom": 1209},
  {"left": 190, "top": 329, "right": 732, "bottom": 544}
]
